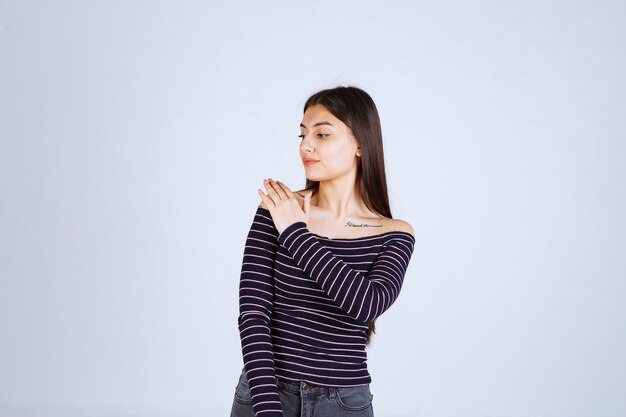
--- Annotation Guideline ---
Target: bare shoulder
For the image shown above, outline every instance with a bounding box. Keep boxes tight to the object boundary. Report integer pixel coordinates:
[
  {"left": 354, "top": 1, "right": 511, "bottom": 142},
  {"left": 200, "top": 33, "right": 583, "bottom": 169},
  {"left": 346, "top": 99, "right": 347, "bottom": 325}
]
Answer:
[{"left": 389, "top": 218, "right": 415, "bottom": 238}]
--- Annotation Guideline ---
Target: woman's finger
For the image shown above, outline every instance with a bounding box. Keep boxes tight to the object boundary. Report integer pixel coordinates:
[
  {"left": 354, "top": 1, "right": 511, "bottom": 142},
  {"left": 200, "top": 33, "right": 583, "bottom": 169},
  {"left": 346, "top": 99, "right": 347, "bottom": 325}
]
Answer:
[
  {"left": 276, "top": 181, "right": 293, "bottom": 198},
  {"left": 276, "top": 181, "right": 295, "bottom": 199},
  {"left": 257, "top": 188, "right": 272, "bottom": 208},
  {"left": 268, "top": 179, "right": 288, "bottom": 201},
  {"left": 263, "top": 179, "right": 281, "bottom": 205}
]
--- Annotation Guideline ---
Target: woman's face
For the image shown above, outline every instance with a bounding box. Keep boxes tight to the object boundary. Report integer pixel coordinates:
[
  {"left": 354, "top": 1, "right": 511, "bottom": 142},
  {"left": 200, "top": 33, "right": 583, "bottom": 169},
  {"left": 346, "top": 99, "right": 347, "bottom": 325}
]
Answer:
[{"left": 299, "top": 104, "right": 360, "bottom": 182}]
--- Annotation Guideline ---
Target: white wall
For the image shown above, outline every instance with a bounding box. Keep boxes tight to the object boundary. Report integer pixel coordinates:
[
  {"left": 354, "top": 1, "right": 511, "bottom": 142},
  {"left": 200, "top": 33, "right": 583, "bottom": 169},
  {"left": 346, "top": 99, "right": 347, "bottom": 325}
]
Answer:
[{"left": 1, "top": 1, "right": 624, "bottom": 416}]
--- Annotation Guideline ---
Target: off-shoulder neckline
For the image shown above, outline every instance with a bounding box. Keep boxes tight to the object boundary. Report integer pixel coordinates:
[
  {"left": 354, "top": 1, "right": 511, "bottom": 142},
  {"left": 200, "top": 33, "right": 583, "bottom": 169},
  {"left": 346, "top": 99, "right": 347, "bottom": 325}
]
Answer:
[
  {"left": 257, "top": 205, "right": 415, "bottom": 242},
  {"left": 309, "top": 230, "right": 415, "bottom": 242}
]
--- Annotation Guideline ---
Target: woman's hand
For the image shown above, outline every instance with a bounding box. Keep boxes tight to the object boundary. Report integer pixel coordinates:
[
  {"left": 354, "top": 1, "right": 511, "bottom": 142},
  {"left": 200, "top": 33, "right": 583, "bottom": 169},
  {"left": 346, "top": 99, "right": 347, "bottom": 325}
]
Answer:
[{"left": 258, "top": 178, "right": 312, "bottom": 236}]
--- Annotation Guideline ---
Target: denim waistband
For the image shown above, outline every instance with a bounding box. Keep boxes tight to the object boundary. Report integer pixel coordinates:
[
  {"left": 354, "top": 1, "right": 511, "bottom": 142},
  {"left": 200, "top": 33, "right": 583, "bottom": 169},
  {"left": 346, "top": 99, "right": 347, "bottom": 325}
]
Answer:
[
  {"left": 239, "top": 367, "right": 368, "bottom": 397},
  {"left": 277, "top": 377, "right": 329, "bottom": 395}
]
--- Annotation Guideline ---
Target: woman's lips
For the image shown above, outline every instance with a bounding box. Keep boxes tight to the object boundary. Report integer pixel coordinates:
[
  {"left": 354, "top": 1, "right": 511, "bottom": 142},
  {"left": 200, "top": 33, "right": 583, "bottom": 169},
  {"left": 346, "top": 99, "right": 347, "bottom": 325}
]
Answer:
[{"left": 303, "top": 159, "right": 319, "bottom": 166}]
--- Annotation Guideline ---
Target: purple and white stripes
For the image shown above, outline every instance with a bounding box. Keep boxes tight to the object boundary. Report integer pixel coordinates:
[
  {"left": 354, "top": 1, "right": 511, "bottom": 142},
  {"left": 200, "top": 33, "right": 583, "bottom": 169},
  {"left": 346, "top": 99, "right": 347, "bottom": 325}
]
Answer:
[{"left": 237, "top": 205, "right": 415, "bottom": 416}]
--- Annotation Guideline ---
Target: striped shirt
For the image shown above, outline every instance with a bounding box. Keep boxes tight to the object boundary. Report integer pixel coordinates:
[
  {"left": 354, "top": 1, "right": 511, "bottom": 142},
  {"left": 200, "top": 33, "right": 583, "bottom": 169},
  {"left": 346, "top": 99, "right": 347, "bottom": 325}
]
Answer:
[{"left": 237, "top": 205, "right": 415, "bottom": 416}]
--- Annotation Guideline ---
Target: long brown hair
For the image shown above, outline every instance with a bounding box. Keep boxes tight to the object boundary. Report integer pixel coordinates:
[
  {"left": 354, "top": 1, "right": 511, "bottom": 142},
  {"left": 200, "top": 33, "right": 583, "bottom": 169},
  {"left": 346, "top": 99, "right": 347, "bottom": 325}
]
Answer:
[{"left": 300, "top": 85, "right": 393, "bottom": 347}]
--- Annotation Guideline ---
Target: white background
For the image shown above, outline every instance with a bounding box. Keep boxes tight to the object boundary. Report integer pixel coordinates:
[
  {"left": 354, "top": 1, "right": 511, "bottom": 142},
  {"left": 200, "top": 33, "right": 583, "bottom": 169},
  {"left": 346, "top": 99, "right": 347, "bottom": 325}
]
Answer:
[{"left": 1, "top": 1, "right": 625, "bottom": 416}]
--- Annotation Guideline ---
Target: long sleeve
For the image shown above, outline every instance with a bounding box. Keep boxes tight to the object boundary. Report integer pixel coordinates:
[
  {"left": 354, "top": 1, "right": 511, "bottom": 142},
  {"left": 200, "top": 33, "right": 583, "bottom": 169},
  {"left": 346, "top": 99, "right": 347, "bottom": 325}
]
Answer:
[
  {"left": 237, "top": 205, "right": 283, "bottom": 416},
  {"left": 277, "top": 221, "right": 415, "bottom": 325}
]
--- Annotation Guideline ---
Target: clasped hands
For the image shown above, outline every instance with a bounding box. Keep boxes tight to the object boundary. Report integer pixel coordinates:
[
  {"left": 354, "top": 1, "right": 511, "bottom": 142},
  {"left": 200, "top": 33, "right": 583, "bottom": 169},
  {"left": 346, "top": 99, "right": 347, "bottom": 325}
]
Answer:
[{"left": 258, "top": 178, "right": 312, "bottom": 235}]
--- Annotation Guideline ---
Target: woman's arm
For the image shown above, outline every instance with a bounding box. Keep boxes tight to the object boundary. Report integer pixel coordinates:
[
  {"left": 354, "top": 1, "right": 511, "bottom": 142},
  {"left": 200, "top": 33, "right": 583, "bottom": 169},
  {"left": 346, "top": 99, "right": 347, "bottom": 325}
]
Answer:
[
  {"left": 237, "top": 205, "right": 283, "bottom": 416},
  {"left": 277, "top": 221, "right": 415, "bottom": 325}
]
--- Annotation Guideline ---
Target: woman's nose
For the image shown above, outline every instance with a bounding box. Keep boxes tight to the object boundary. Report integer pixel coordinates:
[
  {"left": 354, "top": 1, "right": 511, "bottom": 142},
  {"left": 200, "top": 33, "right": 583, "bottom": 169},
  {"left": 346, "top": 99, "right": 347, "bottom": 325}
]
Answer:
[{"left": 300, "top": 135, "right": 314, "bottom": 152}]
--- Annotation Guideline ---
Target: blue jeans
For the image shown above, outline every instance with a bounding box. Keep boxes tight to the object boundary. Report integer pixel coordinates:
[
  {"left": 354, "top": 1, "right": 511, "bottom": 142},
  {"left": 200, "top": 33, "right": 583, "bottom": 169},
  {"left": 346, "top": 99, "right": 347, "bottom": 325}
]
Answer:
[{"left": 229, "top": 367, "right": 375, "bottom": 417}]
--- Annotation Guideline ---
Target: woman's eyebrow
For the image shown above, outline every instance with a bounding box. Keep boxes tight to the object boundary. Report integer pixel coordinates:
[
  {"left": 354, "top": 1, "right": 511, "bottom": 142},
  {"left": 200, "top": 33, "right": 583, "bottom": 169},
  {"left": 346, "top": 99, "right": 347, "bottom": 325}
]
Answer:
[{"left": 300, "top": 121, "right": 335, "bottom": 128}]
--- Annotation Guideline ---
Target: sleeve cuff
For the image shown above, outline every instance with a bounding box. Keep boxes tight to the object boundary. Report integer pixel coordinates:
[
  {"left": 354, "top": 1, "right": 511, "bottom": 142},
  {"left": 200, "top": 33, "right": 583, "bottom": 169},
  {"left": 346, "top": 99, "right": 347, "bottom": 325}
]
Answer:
[{"left": 277, "top": 221, "right": 308, "bottom": 247}]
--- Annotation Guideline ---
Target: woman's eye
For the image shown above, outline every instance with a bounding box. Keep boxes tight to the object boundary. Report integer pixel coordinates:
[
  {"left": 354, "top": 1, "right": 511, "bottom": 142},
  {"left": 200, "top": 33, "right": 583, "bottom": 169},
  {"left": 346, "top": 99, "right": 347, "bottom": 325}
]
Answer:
[{"left": 298, "top": 134, "right": 328, "bottom": 139}]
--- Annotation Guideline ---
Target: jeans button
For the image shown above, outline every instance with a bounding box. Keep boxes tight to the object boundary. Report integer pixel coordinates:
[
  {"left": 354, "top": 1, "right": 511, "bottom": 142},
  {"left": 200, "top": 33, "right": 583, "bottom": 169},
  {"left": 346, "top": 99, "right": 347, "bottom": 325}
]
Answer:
[{"left": 302, "top": 383, "right": 309, "bottom": 391}]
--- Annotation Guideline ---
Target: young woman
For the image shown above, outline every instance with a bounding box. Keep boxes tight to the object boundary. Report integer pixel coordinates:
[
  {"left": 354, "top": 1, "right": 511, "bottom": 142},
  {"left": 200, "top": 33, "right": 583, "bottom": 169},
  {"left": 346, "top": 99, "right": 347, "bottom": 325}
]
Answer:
[{"left": 230, "top": 86, "right": 416, "bottom": 417}]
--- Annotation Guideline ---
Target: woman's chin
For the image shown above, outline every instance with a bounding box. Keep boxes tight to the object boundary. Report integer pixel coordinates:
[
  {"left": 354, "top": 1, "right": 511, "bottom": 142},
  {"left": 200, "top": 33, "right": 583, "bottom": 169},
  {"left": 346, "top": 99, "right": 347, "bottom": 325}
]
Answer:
[{"left": 304, "top": 171, "right": 320, "bottom": 181}]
